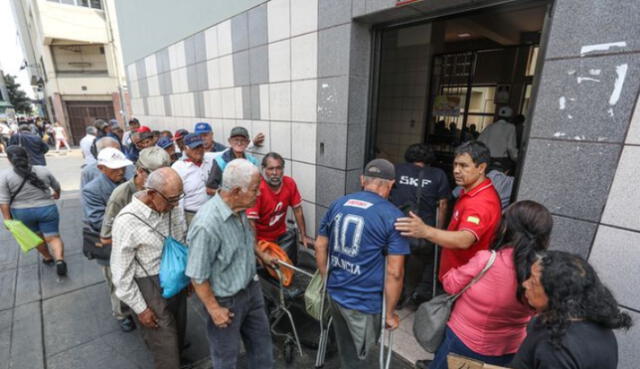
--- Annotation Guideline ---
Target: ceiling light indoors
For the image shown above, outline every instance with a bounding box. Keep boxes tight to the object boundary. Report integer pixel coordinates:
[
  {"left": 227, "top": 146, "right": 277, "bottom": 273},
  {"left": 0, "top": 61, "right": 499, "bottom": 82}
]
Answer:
[{"left": 457, "top": 33, "right": 472, "bottom": 38}]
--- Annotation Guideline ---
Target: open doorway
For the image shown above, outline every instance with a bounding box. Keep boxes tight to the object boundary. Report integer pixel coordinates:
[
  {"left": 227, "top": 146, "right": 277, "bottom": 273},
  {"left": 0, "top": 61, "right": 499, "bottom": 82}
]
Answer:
[{"left": 370, "top": 1, "right": 549, "bottom": 181}]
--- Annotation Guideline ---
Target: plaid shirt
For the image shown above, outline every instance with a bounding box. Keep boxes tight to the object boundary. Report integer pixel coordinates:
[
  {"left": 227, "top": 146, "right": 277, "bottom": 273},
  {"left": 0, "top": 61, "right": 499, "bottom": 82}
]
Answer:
[{"left": 110, "top": 194, "right": 186, "bottom": 314}]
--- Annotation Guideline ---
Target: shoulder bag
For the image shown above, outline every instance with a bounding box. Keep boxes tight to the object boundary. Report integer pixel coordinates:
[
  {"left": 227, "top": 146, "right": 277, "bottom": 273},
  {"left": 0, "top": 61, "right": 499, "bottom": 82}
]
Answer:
[
  {"left": 413, "top": 250, "right": 497, "bottom": 352},
  {"left": 119, "top": 212, "right": 190, "bottom": 298}
]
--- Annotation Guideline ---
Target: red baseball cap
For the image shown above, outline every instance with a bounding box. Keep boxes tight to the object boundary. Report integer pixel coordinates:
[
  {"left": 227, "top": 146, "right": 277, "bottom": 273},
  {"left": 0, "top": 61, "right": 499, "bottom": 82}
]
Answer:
[{"left": 137, "top": 126, "right": 151, "bottom": 133}]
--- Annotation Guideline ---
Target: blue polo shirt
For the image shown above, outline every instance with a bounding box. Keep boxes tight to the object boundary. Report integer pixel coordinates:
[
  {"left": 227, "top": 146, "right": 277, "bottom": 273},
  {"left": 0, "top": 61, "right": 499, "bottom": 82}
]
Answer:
[{"left": 319, "top": 191, "right": 410, "bottom": 314}]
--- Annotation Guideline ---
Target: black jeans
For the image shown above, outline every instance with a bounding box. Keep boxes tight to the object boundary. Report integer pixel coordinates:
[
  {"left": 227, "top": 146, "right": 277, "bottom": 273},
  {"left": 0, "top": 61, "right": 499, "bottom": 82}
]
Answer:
[
  {"left": 405, "top": 242, "right": 440, "bottom": 302},
  {"left": 204, "top": 280, "right": 274, "bottom": 369}
]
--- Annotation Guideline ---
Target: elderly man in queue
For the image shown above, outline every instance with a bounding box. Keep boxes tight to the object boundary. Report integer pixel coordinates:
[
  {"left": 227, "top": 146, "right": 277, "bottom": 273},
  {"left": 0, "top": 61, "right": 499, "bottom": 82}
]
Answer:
[
  {"left": 111, "top": 168, "right": 187, "bottom": 369},
  {"left": 174, "top": 129, "right": 189, "bottom": 157},
  {"left": 156, "top": 136, "right": 179, "bottom": 164},
  {"left": 127, "top": 126, "right": 155, "bottom": 162},
  {"left": 195, "top": 122, "right": 265, "bottom": 154},
  {"left": 171, "top": 133, "right": 217, "bottom": 226},
  {"left": 123, "top": 118, "right": 140, "bottom": 148},
  {"left": 315, "top": 159, "right": 410, "bottom": 369},
  {"left": 205, "top": 127, "right": 259, "bottom": 196},
  {"left": 395, "top": 141, "right": 501, "bottom": 281},
  {"left": 81, "top": 137, "right": 135, "bottom": 189},
  {"left": 187, "top": 159, "right": 275, "bottom": 369},
  {"left": 247, "top": 152, "right": 313, "bottom": 262},
  {"left": 97, "top": 147, "right": 171, "bottom": 333}
]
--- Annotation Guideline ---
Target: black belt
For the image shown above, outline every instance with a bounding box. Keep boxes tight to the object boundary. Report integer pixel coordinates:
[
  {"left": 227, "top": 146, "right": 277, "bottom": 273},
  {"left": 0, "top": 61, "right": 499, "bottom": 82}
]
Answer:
[{"left": 184, "top": 209, "right": 197, "bottom": 214}]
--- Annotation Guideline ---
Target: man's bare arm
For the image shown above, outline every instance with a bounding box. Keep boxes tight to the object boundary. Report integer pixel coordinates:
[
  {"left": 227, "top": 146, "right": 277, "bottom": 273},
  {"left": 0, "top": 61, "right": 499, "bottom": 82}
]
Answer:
[
  {"left": 384, "top": 254, "right": 405, "bottom": 330},
  {"left": 315, "top": 235, "right": 329, "bottom": 276},
  {"left": 293, "top": 206, "right": 313, "bottom": 247},
  {"left": 191, "top": 279, "right": 234, "bottom": 327}
]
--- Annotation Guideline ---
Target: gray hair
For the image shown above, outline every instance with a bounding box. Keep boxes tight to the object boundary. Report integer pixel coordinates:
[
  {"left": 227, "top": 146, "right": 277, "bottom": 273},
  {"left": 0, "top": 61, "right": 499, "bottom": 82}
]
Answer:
[
  {"left": 362, "top": 175, "right": 393, "bottom": 187},
  {"left": 220, "top": 159, "right": 259, "bottom": 192},
  {"left": 95, "top": 136, "right": 121, "bottom": 152},
  {"left": 86, "top": 126, "right": 97, "bottom": 135}
]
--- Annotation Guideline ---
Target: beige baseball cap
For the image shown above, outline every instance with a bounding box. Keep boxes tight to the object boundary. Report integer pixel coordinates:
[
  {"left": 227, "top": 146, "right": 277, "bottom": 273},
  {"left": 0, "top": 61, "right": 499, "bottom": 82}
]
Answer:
[{"left": 137, "top": 147, "right": 171, "bottom": 171}]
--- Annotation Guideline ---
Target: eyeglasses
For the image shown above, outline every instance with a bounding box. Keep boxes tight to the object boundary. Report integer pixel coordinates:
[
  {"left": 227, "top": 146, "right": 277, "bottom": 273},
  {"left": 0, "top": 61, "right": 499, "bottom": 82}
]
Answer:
[{"left": 148, "top": 188, "right": 184, "bottom": 204}]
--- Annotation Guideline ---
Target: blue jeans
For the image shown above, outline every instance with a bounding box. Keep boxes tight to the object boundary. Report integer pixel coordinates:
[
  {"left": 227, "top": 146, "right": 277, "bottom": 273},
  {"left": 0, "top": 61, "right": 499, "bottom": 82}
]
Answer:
[
  {"left": 11, "top": 204, "right": 60, "bottom": 237},
  {"left": 204, "top": 279, "right": 274, "bottom": 369},
  {"left": 429, "top": 326, "right": 515, "bottom": 369}
]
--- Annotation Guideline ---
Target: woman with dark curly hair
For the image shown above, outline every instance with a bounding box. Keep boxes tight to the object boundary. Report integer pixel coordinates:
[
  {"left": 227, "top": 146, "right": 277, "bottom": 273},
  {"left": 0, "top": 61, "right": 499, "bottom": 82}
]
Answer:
[
  {"left": 511, "top": 250, "right": 632, "bottom": 369},
  {"left": 0, "top": 145, "right": 67, "bottom": 276},
  {"left": 423, "top": 201, "right": 552, "bottom": 369}
]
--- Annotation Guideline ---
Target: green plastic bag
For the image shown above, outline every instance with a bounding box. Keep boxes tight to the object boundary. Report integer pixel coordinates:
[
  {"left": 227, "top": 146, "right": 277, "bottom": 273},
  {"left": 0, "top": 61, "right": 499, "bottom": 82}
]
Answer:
[
  {"left": 4, "top": 220, "right": 43, "bottom": 253},
  {"left": 304, "top": 270, "right": 330, "bottom": 322}
]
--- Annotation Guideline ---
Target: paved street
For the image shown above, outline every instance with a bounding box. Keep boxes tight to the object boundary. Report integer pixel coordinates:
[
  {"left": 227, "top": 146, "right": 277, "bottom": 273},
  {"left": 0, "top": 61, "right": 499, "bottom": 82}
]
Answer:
[{"left": 0, "top": 150, "right": 413, "bottom": 369}]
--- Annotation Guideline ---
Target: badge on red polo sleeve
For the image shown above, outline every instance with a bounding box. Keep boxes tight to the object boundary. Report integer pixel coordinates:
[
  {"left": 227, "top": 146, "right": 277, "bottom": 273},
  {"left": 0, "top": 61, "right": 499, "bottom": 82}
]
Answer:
[{"left": 466, "top": 215, "right": 480, "bottom": 225}]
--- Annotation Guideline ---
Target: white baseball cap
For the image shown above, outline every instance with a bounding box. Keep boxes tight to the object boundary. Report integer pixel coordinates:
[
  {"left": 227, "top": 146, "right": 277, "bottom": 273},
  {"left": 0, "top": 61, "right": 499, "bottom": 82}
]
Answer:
[{"left": 97, "top": 147, "right": 133, "bottom": 169}]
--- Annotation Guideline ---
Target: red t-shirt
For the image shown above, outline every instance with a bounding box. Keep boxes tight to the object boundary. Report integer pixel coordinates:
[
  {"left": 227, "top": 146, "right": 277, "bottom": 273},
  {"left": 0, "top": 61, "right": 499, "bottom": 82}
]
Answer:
[
  {"left": 439, "top": 178, "right": 501, "bottom": 281},
  {"left": 247, "top": 176, "right": 303, "bottom": 242}
]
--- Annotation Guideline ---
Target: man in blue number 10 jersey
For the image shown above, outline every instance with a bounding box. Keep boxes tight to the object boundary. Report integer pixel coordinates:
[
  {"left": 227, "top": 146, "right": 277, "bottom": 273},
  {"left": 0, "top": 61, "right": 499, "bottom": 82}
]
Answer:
[{"left": 315, "top": 159, "right": 410, "bottom": 369}]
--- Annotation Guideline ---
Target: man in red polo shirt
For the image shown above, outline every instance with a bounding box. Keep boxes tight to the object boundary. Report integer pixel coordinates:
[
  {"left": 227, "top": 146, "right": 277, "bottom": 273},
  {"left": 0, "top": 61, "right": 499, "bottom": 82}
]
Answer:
[
  {"left": 247, "top": 152, "right": 314, "bottom": 261},
  {"left": 395, "top": 140, "right": 501, "bottom": 280}
]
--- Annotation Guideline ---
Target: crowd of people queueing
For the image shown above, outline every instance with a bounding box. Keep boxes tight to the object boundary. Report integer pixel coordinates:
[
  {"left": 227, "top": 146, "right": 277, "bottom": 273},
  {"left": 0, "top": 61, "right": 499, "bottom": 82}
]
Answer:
[{"left": 0, "top": 115, "right": 633, "bottom": 369}]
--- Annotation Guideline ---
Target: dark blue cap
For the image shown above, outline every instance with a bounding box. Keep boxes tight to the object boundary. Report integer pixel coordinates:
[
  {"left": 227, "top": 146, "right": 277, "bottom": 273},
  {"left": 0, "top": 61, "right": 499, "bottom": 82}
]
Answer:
[
  {"left": 156, "top": 136, "right": 174, "bottom": 149},
  {"left": 194, "top": 122, "right": 212, "bottom": 134},
  {"left": 183, "top": 133, "right": 204, "bottom": 148}
]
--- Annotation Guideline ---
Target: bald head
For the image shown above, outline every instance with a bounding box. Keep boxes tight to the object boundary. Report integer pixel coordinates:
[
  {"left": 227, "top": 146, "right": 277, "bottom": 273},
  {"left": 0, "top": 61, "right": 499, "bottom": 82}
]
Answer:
[{"left": 145, "top": 167, "right": 182, "bottom": 194}]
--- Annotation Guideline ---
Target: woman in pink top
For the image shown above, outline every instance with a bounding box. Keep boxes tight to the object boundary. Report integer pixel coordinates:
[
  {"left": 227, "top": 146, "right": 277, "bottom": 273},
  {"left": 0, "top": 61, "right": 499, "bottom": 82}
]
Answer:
[{"left": 427, "top": 200, "right": 553, "bottom": 369}]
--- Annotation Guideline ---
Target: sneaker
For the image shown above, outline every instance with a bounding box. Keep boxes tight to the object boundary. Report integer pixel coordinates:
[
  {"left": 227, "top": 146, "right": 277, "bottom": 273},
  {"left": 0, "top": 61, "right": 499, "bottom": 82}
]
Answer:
[
  {"left": 42, "top": 258, "right": 55, "bottom": 266},
  {"left": 415, "top": 359, "right": 432, "bottom": 369},
  {"left": 55, "top": 260, "right": 67, "bottom": 276},
  {"left": 119, "top": 317, "right": 136, "bottom": 332}
]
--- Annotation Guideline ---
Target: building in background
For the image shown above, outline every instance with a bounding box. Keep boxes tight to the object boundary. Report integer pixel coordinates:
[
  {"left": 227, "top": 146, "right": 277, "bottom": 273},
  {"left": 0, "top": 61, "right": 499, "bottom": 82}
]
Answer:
[
  {"left": 10, "top": 0, "right": 129, "bottom": 144},
  {"left": 113, "top": 0, "right": 639, "bottom": 366}
]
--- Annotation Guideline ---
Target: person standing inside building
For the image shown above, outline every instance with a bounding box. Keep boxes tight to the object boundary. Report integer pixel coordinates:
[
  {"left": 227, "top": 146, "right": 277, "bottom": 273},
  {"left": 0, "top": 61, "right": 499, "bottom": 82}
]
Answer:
[
  {"left": 478, "top": 106, "right": 518, "bottom": 172},
  {"left": 389, "top": 143, "right": 449, "bottom": 306},
  {"left": 395, "top": 141, "right": 501, "bottom": 282},
  {"left": 80, "top": 126, "right": 98, "bottom": 167},
  {"left": 53, "top": 122, "right": 71, "bottom": 153},
  {"left": 0, "top": 146, "right": 67, "bottom": 276},
  {"left": 186, "top": 159, "right": 275, "bottom": 369},
  {"left": 171, "top": 134, "right": 216, "bottom": 226},
  {"left": 247, "top": 152, "right": 313, "bottom": 260},
  {"left": 315, "top": 159, "right": 410, "bottom": 369},
  {"left": 205, "top": 127, "right": 259, "bottom": 196},
  {"left": 9, "top": 124, "right": 49, "bottom": 166},
  {"left": 111, "top": 168, "right": 188, "bottom": 369}
]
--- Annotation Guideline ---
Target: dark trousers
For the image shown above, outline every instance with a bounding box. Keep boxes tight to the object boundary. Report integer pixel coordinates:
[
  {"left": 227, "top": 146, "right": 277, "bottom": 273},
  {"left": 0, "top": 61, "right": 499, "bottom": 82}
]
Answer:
[
  {"left": 328, "top": 297, "right": 381, "bottom": 369},
  {"left": 204, "top": 280, "right": 274, "bottom": 369},
  {"left": 405, "top": 242, "right": 439, "bottom": 302},
  {"left": 133, "top": 275, "right": 187, "bottom": 369}
]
